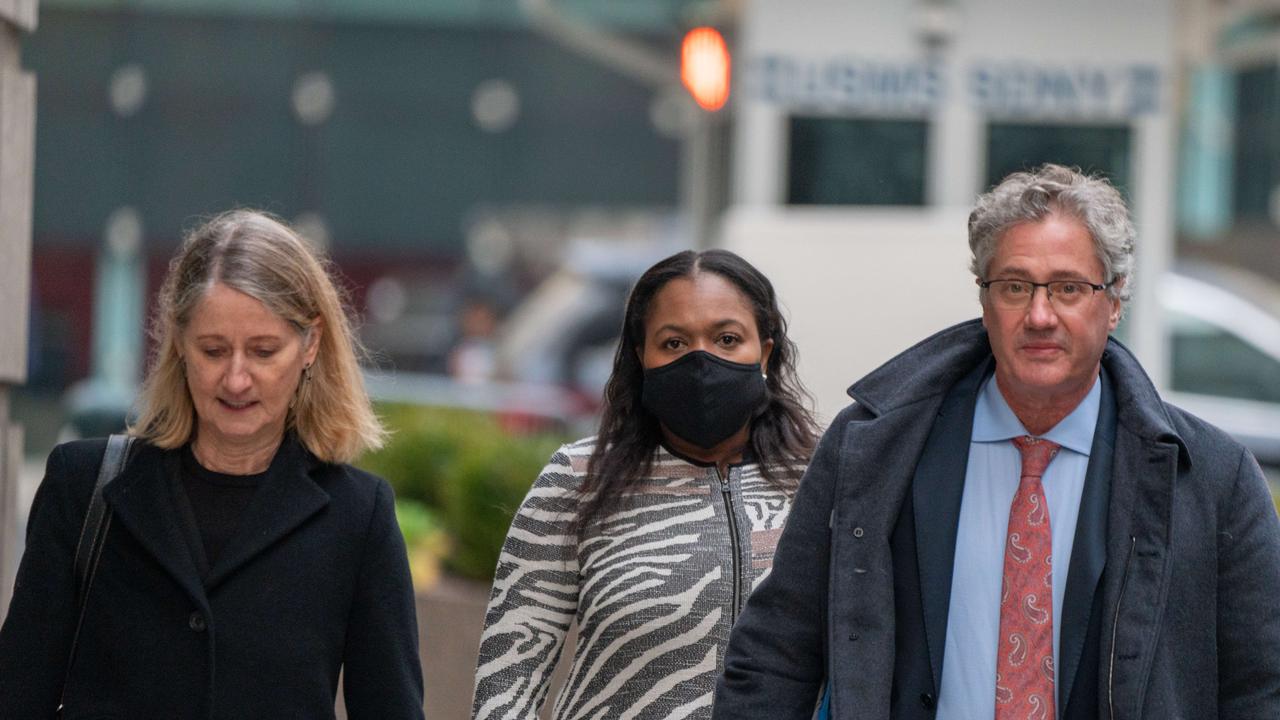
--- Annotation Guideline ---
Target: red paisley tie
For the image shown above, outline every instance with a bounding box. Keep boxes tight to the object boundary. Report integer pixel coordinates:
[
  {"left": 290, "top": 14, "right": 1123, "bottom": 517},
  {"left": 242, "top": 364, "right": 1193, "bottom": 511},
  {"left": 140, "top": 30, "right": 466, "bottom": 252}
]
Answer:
[{"left": 994, "top": 435, "right": 1060, "bottom": 720}]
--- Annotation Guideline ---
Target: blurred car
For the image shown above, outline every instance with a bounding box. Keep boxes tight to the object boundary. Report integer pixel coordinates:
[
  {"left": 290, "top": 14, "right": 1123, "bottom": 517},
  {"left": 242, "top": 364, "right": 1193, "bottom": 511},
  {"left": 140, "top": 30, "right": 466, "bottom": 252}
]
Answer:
[
  {"left": 364, "top": 236, "right": 681, "bottom": 437},
  {"left": 1163, "top": 261, "right": 1280, "bottom": 467},
  {"left": 360, "top": 276, "right": 461, "bottom": 375},
  {"left": 492, "top": 236, "right": 682, "bottom": 405}
]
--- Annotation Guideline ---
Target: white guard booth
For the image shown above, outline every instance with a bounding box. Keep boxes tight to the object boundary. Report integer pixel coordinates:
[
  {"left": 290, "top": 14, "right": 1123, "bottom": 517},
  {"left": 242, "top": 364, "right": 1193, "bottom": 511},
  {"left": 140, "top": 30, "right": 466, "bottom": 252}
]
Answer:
[{"left": 721, "top": 0, "right": 1176, "bottom": 423}]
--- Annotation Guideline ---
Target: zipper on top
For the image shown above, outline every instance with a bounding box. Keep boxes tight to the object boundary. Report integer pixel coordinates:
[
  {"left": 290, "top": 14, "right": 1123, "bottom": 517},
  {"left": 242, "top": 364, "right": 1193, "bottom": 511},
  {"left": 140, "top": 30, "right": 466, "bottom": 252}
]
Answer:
[{"left": 716, "top": 465, "right": 744, "bottom": 625}]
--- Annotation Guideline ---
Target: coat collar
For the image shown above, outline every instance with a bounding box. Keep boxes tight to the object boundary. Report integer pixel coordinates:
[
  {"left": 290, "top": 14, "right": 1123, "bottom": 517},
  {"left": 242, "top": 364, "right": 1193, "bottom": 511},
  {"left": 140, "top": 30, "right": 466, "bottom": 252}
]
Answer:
[
  {"left": 101, "top": 442, "right": 207, "bottom": 606},
  {"left": 848, "top": 319, "right": 1191, "bottom": 468},
  {"left": 203, "top": 436, "right": 330, "bottom": 589},
  {"left": 103, "top": 433, "right": 332, "bottom": 602},
  {"left": 847, "top": 320, "right": 994, "bottom": 417}
]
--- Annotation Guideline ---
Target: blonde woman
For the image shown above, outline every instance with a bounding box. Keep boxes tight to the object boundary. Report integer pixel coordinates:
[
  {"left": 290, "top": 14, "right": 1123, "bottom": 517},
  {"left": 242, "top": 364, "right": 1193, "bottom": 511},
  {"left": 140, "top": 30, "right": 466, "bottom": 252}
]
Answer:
[{"left": 0, "top": 210, "right": 424, "bottom": 718}]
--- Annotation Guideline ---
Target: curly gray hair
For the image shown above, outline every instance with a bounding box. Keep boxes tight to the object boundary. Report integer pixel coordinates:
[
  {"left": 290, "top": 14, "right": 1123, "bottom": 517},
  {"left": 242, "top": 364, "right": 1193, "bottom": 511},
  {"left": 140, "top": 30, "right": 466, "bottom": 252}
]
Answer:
[{"left": 968, "top": 164, "right": 1135, "bottom": 302}]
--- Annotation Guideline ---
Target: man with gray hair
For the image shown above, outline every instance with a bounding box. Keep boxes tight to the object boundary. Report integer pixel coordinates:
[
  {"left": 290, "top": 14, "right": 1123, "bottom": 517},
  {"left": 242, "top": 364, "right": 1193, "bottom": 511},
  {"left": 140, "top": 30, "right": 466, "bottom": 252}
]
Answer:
[{"left": 714, "top": 164, "right": 1280, "bottom": 719}]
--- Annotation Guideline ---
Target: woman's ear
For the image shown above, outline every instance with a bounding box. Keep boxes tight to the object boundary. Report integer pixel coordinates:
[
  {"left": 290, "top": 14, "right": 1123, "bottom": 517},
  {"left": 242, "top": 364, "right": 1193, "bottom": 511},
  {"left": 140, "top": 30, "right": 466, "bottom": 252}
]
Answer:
[{"left": 303, "top": 318, "right": 324, "bottom": 367}]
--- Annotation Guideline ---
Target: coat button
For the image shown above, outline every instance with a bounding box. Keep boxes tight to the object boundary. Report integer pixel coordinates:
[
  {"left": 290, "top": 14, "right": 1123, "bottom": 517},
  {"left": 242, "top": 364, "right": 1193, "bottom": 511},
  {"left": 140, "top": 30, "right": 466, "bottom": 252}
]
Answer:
[
  {"left": 188, "top": 612, "right": 207, "bottom": 632},
  {"left": 920, "top": 692, "right": 935, "bottom": 710},
  {"left": 852, "top": 527, "right": 865, "bottom": 538}
]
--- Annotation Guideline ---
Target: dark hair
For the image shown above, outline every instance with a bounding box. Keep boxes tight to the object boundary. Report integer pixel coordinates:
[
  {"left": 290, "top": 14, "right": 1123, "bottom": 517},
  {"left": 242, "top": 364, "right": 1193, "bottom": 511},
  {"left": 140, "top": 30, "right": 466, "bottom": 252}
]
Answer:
[{"left": 579, "top": 249, "right": 820, "bottom": 529}]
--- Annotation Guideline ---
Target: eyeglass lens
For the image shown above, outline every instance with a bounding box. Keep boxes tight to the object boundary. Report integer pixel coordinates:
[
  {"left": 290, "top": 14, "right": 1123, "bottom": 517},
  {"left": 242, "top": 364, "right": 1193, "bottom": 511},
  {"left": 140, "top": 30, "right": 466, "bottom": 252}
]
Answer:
[{"left": 990, "top": 280, "right": 1095, "bottom": 307}]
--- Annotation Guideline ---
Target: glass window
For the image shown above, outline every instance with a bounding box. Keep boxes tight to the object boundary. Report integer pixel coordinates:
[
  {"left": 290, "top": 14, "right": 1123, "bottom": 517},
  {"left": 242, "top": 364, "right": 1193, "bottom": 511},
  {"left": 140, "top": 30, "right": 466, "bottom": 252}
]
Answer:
[
  {"left": 787, "top": 116, "right": 927, "bottom": 205},
  {"left": 1232, "top": 63, "right": 1280, "bottom": 223},
  {"left": 985, "top": 122, "right": 1131, "bottom": 194},
  {"left": 1170, "top": 310, "right": 1280, "bottom": 404}
]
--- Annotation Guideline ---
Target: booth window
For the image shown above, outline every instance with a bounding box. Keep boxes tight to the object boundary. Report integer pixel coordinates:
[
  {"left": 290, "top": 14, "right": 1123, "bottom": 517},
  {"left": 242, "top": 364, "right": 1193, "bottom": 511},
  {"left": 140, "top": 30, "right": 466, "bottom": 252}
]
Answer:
[
  {"left": 984, "top": 122, "right": 1131, "bottom": 194},
  {"left": 787, "top": 116, "right": 928, "bottom": 205},
  {"left": 1233, "top": 63, "right": 1279, "bottom": 224}
]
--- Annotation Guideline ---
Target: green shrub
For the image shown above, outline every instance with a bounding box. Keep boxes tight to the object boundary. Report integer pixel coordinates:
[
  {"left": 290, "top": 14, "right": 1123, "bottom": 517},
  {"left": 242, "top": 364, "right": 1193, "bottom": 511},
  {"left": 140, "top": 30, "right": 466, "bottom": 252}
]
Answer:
[
  {"left": 440, "top": 428, "right": 564, "bottom": 579},
  {"left": 361, "top": 405, "right": 473, "bottom": 509},
  {"left": 394, "top": 498, "right": 450, "bottom": 590},
  {"left": 394, "top": 497, "right": 444, "bottom": 549},
  {"left": 361, "top": 404, "right": 567, "bottom": 582}
]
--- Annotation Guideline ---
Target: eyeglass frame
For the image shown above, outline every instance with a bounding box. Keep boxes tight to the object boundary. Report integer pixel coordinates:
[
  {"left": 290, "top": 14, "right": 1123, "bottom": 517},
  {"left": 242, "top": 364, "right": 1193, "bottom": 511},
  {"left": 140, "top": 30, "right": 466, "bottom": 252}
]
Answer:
[{"left": 976, "top": 277, "right": 1115, "bottom": 307}]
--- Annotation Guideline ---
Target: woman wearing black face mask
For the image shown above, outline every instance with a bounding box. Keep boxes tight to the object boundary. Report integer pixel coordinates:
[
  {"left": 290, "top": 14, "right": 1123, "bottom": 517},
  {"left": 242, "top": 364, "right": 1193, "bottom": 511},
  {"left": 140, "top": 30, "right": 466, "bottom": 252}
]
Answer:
[{"left": 472, "top": 250, "right": 820, "bottom": 720}]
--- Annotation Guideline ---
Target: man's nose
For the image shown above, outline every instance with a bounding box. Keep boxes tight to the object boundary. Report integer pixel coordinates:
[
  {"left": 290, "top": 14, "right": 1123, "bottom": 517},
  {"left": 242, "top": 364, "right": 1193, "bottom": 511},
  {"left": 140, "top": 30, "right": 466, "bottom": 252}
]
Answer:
[{"left": 1024, "top": 286, "right": 1060, "bottom": 328}]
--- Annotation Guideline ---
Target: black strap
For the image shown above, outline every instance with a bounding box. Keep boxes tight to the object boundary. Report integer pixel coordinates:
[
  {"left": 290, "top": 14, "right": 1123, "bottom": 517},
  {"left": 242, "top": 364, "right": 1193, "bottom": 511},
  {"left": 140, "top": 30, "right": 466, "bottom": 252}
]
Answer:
[
  {"left": 73, "top": 434, "right": 132, "bottom": 602},
  {"left": 59, "top": 433, "right": 134, "bottom": 713}
]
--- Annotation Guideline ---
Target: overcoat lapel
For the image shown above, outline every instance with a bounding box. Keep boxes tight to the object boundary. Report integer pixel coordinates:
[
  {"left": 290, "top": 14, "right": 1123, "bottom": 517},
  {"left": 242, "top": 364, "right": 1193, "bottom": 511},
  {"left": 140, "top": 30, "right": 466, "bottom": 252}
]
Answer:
[
  {"left": 102, "top": 444, "right": 208, "bottom": 608},
  {"left": 1097, "top": 348, "right": 1181, "bottom": 719},
  {"left": 101, "top": 437, "right": 332, "bottom": 600},
  {"left": 1057, "top": 368, "right": 1115, "bottom": 713},
  {"left": 911, "top": 359, "right": 988, "bottom": 691},
  {"left": 831, "top": 406, "right": 938, "bottom": 718},
  {"left": 831, "top": 319, "right": 998, "bottom": 718},
  {"left": 204, "top": 438, "right": 330, "bottom": 591}
]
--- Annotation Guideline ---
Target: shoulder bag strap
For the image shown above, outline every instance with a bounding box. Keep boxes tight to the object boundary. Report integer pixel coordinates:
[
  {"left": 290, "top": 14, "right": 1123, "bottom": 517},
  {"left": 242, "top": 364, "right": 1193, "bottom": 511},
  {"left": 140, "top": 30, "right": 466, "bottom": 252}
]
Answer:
[
  {"left": 59, "top": 433, "right": 134, "bottom": 714},
  {"left": 72, "top": 434, "right": 132, "bottom": 603}
]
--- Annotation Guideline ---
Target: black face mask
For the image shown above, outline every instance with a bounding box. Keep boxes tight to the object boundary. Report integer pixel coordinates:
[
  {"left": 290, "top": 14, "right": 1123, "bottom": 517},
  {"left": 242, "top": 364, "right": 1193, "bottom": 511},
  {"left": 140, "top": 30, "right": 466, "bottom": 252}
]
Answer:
[{"left": 641, "top": 350, "right": 768, "bottom": 450}]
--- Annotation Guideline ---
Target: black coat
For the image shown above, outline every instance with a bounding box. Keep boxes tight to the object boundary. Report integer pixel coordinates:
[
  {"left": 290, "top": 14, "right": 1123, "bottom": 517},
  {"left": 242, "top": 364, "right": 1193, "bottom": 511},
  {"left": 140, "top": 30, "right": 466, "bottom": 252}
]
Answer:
[{"left": 0, "top": 435, "right": 425, "bottom": 719}]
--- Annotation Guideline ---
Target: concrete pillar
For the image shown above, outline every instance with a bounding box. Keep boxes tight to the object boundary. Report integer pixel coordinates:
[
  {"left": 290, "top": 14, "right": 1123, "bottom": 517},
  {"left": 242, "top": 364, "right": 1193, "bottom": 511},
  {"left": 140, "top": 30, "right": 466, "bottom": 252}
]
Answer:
[
  {"left": 0, "top": 0, "right": 37, "bottom": 621},
  {"left": 681, "top": 107, "right": 727, "bottom": 248}
]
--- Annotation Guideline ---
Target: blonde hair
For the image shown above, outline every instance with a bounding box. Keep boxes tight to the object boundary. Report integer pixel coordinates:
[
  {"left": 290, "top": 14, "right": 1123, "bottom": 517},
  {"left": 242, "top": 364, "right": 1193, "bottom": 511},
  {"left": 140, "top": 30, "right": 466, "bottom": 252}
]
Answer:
[{"left": 131, "top": 209, "right": 385, "bottom": 463}]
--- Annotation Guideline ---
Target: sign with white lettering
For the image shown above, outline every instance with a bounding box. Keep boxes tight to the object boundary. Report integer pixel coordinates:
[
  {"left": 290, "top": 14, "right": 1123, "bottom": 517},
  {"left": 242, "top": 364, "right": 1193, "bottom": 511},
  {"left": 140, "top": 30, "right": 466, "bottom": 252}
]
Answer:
[
  {"left": 970, "top": 61, "right": 1161, "bottom": 118},
  {"left": 744, "top": 55, "right": 944, "bottom": 114},
  {"left": 746, "top": 55, "right": 1162, "bottom": 119}
]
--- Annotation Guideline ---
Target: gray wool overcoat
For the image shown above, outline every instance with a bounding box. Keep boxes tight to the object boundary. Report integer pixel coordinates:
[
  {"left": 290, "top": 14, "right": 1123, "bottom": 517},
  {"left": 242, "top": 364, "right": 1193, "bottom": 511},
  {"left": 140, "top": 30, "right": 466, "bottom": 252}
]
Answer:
[{"left": 715, "top": 319, "right": 1280, "bottom": 720}]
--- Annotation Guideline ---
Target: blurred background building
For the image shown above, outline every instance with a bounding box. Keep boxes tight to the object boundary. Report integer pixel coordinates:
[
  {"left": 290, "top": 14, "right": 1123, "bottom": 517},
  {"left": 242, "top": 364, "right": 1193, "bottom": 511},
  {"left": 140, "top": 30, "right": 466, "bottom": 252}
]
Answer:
[
  {"left": 722, "top": 0, "right": 1280, "bottom": 465},
  {"left": 725, "top": 0, "right": 1175, "bottom": 419},
  {"left": 8, "top": 0, "right": 1280, "bottom": 716},
  {"left": 21, "top": 0, "right": 698, "bottom": 448}
]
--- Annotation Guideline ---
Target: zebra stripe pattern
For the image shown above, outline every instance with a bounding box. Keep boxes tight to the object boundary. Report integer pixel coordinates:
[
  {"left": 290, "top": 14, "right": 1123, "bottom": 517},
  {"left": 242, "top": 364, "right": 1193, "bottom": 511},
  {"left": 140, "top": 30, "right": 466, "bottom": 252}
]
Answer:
[{"left": 472, "top": 438, "right": 800, "bottom": 720}]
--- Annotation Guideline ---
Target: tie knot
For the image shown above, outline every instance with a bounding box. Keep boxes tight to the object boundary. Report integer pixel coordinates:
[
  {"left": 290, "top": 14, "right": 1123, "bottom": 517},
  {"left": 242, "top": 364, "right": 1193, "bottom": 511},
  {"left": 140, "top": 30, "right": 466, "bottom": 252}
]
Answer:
[{"left": 1011, "top": 435, "right": 1061, "bottom": 479}]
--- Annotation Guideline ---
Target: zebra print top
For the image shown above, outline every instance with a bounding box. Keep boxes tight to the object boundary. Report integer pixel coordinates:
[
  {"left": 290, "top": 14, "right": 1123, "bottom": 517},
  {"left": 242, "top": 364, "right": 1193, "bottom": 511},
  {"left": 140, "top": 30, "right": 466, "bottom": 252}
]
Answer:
[{"left": 471, "top": 437, "right": 802, "bottom": 720}]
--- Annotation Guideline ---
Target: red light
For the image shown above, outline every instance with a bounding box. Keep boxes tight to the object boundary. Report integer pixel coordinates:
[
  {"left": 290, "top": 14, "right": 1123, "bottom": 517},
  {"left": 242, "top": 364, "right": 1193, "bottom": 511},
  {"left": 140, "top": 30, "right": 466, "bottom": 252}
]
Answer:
[{"left": 681, "top": 27, "right": 730, "bottom": 112}]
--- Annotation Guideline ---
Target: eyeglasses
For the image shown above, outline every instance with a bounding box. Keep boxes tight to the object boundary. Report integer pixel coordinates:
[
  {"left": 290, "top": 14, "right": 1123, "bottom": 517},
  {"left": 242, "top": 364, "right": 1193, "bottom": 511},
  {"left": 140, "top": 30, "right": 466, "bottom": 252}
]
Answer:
[{"left": 978, "top": 278, "right": 1112, "bottom": 310}]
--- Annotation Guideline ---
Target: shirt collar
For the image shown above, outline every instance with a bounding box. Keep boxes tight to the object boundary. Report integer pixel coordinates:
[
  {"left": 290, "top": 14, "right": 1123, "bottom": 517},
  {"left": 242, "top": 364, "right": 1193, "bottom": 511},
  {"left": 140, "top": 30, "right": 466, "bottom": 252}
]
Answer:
[{"left": 971, "top": 371, "right": 1101, "bottom": 457}]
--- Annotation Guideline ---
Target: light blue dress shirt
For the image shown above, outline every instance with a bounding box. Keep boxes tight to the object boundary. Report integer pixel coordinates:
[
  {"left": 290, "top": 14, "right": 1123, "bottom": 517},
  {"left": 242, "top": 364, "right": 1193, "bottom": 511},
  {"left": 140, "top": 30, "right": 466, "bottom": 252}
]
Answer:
[{"left": 935, "top": 372, "right": 1100, "bottom": 720}]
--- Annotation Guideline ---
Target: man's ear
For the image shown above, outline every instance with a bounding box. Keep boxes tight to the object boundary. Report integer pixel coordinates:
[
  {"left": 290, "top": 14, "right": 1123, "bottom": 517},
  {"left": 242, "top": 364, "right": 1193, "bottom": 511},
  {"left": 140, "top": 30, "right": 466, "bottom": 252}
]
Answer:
[{"left": 1108, "top": 277, "right": 1126, "bottom": 330}]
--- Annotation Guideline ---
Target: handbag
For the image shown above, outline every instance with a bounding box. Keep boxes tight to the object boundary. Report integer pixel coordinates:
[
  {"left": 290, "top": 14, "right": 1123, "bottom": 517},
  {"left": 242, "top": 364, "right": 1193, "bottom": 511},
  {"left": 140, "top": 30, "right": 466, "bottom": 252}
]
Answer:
[{"left": 56, "top": 433, "right": 135, "bottom": 716}]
